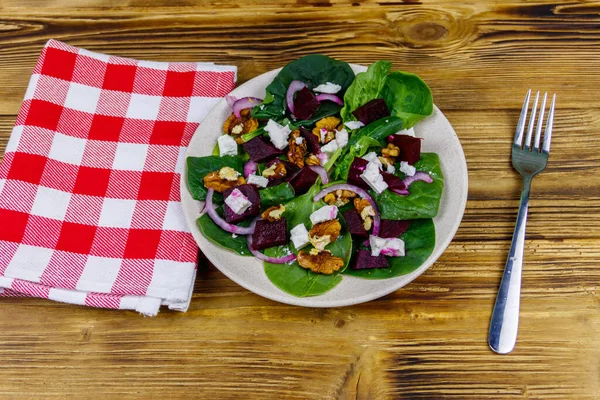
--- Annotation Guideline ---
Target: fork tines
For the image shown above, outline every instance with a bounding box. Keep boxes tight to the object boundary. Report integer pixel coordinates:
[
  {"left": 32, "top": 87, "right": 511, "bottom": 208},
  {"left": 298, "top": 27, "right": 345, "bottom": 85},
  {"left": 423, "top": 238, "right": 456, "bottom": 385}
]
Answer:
[{"left": 514, "top": 89, "right": 556, "bottom": 153}]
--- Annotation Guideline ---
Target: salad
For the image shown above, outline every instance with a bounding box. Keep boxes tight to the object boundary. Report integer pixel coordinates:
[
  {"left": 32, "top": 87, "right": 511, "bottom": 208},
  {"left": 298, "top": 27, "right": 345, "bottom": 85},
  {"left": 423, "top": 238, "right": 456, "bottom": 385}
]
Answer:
[{"left": 187, "top": 55, "right": 443, "bottom": 297}]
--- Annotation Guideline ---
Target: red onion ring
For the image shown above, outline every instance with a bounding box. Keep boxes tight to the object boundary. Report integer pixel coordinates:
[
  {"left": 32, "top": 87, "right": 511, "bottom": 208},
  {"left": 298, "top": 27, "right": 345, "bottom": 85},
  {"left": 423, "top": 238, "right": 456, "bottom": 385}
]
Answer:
[
  {"left": 246, "top": 218, "right": 297, "bottom": 264},
  {"left": 286, "top": 80, "right": 307, "bottom": 114},
  {"left": 225, "top": 95, "right": 237, "bottom": 108},
  {"left": 314, "top": 183, "right": 381, "bottom": 236},
  {"left": 308, "top": 165, "right": 329, "bottom": 184},
  {"left": 403, "top": 171, "right": 433, "bottom": 187},
  {"left": 205, "top": 189, "right": 256, "bottom": 235},
  {"left": 390, "top": 188, "right": 410, "bottom": 196},
  {"left": 315, "top": 94, "right": 343, "bottom": 105},
  {"left": 243, "top": 160, "right": 258, "bottom": 178},
  {"left": 232, "top": 97, "right": 263, "bottom": 118}
]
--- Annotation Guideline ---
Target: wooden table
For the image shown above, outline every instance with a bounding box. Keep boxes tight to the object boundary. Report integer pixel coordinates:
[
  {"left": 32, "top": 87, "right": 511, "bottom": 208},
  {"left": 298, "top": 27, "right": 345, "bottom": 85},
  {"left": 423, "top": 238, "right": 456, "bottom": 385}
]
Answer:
[{"left": 0, "top": 1, "right": 599, "bottom": 398}]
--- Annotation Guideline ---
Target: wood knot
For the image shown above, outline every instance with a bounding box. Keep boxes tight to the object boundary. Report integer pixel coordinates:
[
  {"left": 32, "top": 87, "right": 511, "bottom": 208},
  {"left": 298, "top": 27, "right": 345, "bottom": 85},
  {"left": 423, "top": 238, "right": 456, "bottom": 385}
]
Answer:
[
  {"left": 405, "top": 22, "right": 448, "bottom": 43},
  {"left": 334, "top": 319, "right": 346, "bottom": 328}
]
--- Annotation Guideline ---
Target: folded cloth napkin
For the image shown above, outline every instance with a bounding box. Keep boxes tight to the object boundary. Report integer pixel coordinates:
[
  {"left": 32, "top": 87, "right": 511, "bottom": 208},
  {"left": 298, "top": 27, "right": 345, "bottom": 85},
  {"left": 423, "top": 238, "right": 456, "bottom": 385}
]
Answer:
[{"left": 0, "top": 40, "right": 236, "bottom": 315}]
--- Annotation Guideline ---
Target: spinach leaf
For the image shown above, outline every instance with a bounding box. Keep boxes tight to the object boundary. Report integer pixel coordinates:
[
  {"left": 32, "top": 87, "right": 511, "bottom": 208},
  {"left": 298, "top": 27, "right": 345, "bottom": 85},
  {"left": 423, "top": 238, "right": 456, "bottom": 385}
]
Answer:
[
  {"left": 252, "top": 55, "right": 355, "bottom": 123},
  {"left": 381, "top": 71, "right": 433, "bottom": 129},
  {"left": 332, "top": 117, "right": 404, "bottom": 180},
  {"left": 343, "top": 218, "right": 435, "bottom": 279},
  {"left": 196, "top": 214, "right": 252, "bottom": 256},
  {"left": 375, "top": 153, "right": 444, "bottom": 220},
  {"left": 259, "top": 183, "right": 295, "bottom": 208},
  {"left": 264, "top": 184, "right": 353, "bottom": 297},
  {"left": 341, "top": 60, "right": 392, "bottom": 122},
  {"left": 187, "top": 155, "right": 244, "bottom": 201}
]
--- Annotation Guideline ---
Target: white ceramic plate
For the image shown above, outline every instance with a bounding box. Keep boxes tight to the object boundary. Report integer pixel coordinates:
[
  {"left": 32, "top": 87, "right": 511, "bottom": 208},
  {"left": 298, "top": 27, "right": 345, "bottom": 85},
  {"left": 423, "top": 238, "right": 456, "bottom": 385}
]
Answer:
[{"left": 181, "top": 64, "right": 468, "bottom": 307}]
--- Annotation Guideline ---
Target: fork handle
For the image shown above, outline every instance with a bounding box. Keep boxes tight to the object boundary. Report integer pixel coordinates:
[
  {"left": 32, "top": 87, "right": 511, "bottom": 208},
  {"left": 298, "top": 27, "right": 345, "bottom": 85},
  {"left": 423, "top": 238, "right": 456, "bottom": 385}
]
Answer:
[{"left": 488, "top": 175, "right": 532, "bottom": 354}]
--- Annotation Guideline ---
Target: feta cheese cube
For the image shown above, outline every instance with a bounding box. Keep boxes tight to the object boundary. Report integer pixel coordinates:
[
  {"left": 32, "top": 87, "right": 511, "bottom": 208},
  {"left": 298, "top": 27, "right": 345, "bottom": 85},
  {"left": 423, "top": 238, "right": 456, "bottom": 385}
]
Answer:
[
  {"left": 224, "top": 188, "right": 252, "bottom": 215},
  {"left": 310, "top": 205, "right": 338, "bottom": 225},
  {"left": 319, "top": 128, "right": 328, "bottom": 143},
  {"left": 369, "top": 235, "right": 405, "bottom": 257},
  {"left": 395, "top": 127, "right": 415, "bottom": 137},
  {"left": 399, "top": 161, "right": 416, "bottom": 177},
  {"left": 344, "top": 121, "right": 364, "bottom": 130},
  {"left": 247, "top": 174, "right": 269, "bottom": 188},
  {"left": 335, "top": 128, "right": 348, "bottom": 148},
  {"left": 290, "top": 224, "right": 310, "bottom": 250},
  {"left": 295, "top": 137, "right": 304, "bottom": 145},
  {"left": 217, "top": 135, "right": 238, "bottom": 157},
  {"left": 360, "top": 161, "right": 388, "bottom": 194},
  {"left": 320, "top": 139, "right": 339, "bottom": 155},
  {"left": 265, "top": 119, "right": 291, "bottom": 150},
  {"left": 312, "top": 82, "right": 342, "bottom": 94},
  {"left": 362, "top": 151, "right": 382, "bottom": 168},
  {"left": 386, "top": 163, "right": 396, "bottom": 174},
  {"left": 317, "top": 152, "right": 329, "bottom": 166}
]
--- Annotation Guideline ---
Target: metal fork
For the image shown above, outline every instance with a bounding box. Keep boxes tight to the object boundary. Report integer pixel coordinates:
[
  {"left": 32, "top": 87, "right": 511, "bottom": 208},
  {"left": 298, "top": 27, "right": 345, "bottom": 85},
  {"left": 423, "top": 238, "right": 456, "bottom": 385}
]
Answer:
[{"left": 488, "top": 90, "right": 556, "bottom": 354}]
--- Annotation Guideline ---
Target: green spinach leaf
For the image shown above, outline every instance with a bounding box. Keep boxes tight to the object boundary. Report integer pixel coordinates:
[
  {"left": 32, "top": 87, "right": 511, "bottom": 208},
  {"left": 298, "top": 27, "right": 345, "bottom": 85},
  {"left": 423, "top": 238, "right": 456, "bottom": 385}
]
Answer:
[
  {"left": 381, "top": 71, "right": 433, "bottom": 129},
  {"left": 186, "top": 155, "right": 244, "bottom": 201},
  {"left": 259, "top": 183, "right": 295, "bottom": 208},
  {"left": 341, "top": 60, "right": 391, "bottom": 122}
]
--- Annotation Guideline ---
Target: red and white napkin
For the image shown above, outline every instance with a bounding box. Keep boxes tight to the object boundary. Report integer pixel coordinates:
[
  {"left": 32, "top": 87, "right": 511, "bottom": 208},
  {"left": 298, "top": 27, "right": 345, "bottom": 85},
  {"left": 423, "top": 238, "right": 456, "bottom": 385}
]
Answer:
[{"left": 0, "top": 40, "right": 236, "bottom": 315}]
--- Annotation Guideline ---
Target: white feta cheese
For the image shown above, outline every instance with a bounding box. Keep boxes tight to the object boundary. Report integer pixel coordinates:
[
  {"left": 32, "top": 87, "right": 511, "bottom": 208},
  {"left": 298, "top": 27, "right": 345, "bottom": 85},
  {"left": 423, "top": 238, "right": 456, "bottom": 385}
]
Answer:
[
  {"left": 247, "top": 174, "right": 269, "bottom": 188},
  {"left": 344, "top": 121, "right": 364, "bottom": 130},
  {"left": 312, "top": 82, "right": 342, "bottom": 94},
  {"left": 310, "top": 205, "right": 338, "bottom": 225},
  {"left": 320, "top": 139, "right": 339, "bottom": 155},
  {"left": 224, "top": 188, "right": 252, "bottom": 215},
  {"left": 399, "top": 161, "right": 416, "bottom": 177},
  {"left": 369, "top": 235, "right": 405, "bottom": 257},
  {"left": 319, "top": 128, "right": 328, "bottom": 143},
  {"left": 317, "top": 152, "right": 329, "bottom": 166},
  {"left": 395, "top": 127, "right": 415, "bottom": 137},
  {"left": 360, "top": 161, "right": 388, "bottom": 194},
  {"left": 386, "top": 163, "right": 396, "bottom": 174},
  {"left": 290, "top": 224, "right": 310, "bottom": 250},
  {"left": 232, "top": 234, "right": 238, "bottom": 238},
  {"left": 335, "top": 128, "right": 348, "bottom": 148},
  {"left": 265, "top": 119, "right": 291, "bottom": 150},
  {"left": 295, "top": 137, "right": 304, "bottom": 145},
  {"left": 217, "top": 135, "right": 238, "bottom": 157},
  {"left": 362, "top": 151, "right": 383, "bottom": 168}
]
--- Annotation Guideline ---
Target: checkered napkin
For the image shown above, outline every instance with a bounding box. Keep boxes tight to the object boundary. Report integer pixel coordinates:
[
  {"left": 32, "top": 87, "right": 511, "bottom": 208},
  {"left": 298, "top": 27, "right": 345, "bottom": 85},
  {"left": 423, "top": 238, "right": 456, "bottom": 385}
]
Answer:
[{"left": 0, "top": 40, "right": 236, "bottom": 315}]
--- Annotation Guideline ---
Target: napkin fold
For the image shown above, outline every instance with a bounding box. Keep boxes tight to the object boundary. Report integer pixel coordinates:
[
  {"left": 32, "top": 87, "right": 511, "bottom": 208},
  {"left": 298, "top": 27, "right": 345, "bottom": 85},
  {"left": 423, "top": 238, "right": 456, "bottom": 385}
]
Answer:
[{"left": 0, "top": 40, "right": 237, "bottom": 315}]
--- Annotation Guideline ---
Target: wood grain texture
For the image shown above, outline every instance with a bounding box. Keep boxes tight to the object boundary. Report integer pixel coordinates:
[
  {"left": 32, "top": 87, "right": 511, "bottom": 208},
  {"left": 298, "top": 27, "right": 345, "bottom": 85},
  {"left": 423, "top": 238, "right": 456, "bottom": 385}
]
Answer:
[{"left": 0, "top": 1, "right": 599, "bottom": 399}]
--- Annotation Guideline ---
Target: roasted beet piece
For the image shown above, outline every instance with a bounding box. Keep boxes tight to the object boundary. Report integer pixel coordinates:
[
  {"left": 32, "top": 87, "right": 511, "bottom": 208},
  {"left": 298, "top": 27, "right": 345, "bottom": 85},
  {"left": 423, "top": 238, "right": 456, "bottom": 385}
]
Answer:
[
  {"left": 299, "top": 127, "right": 320, "bottom": 153},
  {"left": 392, "top": 135, "right": 421, "bottom": 164},
  {"left": 251, "top": 218, "right": 288, "bottom": 250},
  {"left": 343, "top": 209, "right": 369, "bottom": 238},
  {"left": 347, "top": 157, "right": 370, "bottom": 191},
  {"left": 288, "top": 166, "right": 318, "bottom": 195},
  {"left": 352, "top": 99, "right": 390, "bottom": 125},
  {"left": 381, "top": 172, "right": 406, "bottom": 191},
  {"left": 293, "top": 87, "right": 320, "bottom": 120},
  {"left": 379, "top": 220, "right": 410, "bottom": 238},
  {"left": 242, "top": 136, "right": 283, "bottom": 163},
  {"left": 352, "top": 249, "right": 390, "bottom": 270},
  {"left": 223, "top": 184, "right": 261, "bottom": 224}
]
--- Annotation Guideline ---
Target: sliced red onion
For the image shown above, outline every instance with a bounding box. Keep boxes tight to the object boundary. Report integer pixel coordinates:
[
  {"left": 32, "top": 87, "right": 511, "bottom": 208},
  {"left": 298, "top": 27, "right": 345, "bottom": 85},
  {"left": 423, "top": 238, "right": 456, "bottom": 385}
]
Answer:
[
  {"left": 403, "top": 171, "right": 433, "bottom": 187},
  {"left": 308, "top": 165, "right": 329, "bottom": 184},
  {"left": 390, "top": 188, "right": 410, "bottom": 196},
  {"left": 225, "top": 95, "right": 237, "bottom": 108},
  {"left": 243, "top": 160, "right": 258, "bottom": 178},
  {"left": 232, "top": 97, "right": 263, "bottom": 118},
  {"left": 286, "top": 80, "right": 307, "bottom": 114},
  {"left": 246, "top": 219, "right": 297, "bottom": 264},
  {"left": 315, "top": 94, "right": 343, "bottom": 105},
  {"left": 314, "top": 183, "right": 381, "bottom": 236},
  {"left": 205, "top": 189, "right": 256, "bottom": 235}
]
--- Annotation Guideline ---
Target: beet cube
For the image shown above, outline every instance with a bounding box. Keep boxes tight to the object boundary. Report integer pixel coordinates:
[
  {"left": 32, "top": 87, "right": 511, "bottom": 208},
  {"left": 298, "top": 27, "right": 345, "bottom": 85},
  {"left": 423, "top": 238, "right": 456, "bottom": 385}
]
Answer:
[
  {"left": 242, "top": 136, "right": 283, "bottom": 163},
  {"left": 299, "top": 127, "right": 320, "bottom": 153},
  {"left": 381, "top": 172, "right": 406, "bottom": 192},
  {"left": 392, "top": 135, "right": 421, "bottom": 165},
  {"left": 223, "top": 184, "right": 261, "bottom": 224},
  {"left": 352, "top": 99, "right": 390, "bottom": 125},
  {"left": 343, "top": 209, "right": 368, "bottom": 238},
  {"left": 293, "top": 87, "right": 320, "bottom": 120},
  {"left": 288, "top": 166, "right": 318, "bottom": 195},
  {"left": 251, "top": 218, "right": 288, "bottom": 250},
  {"left": 379, "top": 220, "right": 410, "bottom": 238},
  {"left": 347, "top": 157, "right": 370, "bottom": 191},
  {"left": 352, "top": 249, "right": 390, "bottom": 270}
]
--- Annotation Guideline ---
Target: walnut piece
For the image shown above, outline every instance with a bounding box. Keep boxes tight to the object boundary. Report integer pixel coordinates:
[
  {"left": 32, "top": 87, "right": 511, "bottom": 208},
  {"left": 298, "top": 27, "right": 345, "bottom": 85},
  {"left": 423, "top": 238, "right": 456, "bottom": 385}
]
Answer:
[
  {"left": 382, "top": 142, "right": 400, "bottom": 158},
  {"left": 262, "top": 162, "right": 287, "bottom": 179},
  {"left": 297, "top": 249, "right": 344, "bottom": 275},
  {"left": 323, "top": 189, "right": 357, "bottom": 207},
  {"left": 312, "top": 116, "right": 341, "bottom": 144},
  {"left": 305, "top": 153, "right": 321, "bottom": 166},
  {"left": 223, "top": 109, "right": 259, "bottom": 144},
  {"left": 203, "top": 167, "right": 246, "bottom": 193},
  {"left": 261, "top": 205, "right": 285, "bottom": 222},
  {"left": 308, "top": 219, "right": 341, "bottom": 250},
  {"left": 287, "top": 130, "right": 307, "bottom": 168},
  {"left": 354, "top": 198, "right": 374, "bottom": 231},
  {"left": 379, "top": 156, "right": 395, "bottom": 169}
]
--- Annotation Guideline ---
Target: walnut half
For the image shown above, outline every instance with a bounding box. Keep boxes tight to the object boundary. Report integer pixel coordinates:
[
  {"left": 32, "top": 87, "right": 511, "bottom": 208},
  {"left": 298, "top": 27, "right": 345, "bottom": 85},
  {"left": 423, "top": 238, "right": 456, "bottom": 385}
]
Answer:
[
  {"left": 323, "top": 189, "right": 357, "bottom": 207},
  {"left": 223, "top": 109, "right": 259, "bottom": 144},
  {"left": 203, "top": 167, "right": 246, "bottom": 193},
  {"left": 261, "top": 205, "right": 285, "bottom": 222},
  {"left": 297, "top": 249, "right": 344, "bottom": 275},
  {"left": 287, "top": 130, "right": 307, "bottom": 168},
  {"left": 354, "top": 198, "right": 375, "bottom": 231},
  {"left": 308, "top": 219, "right": 341, "bottom": 250}
]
